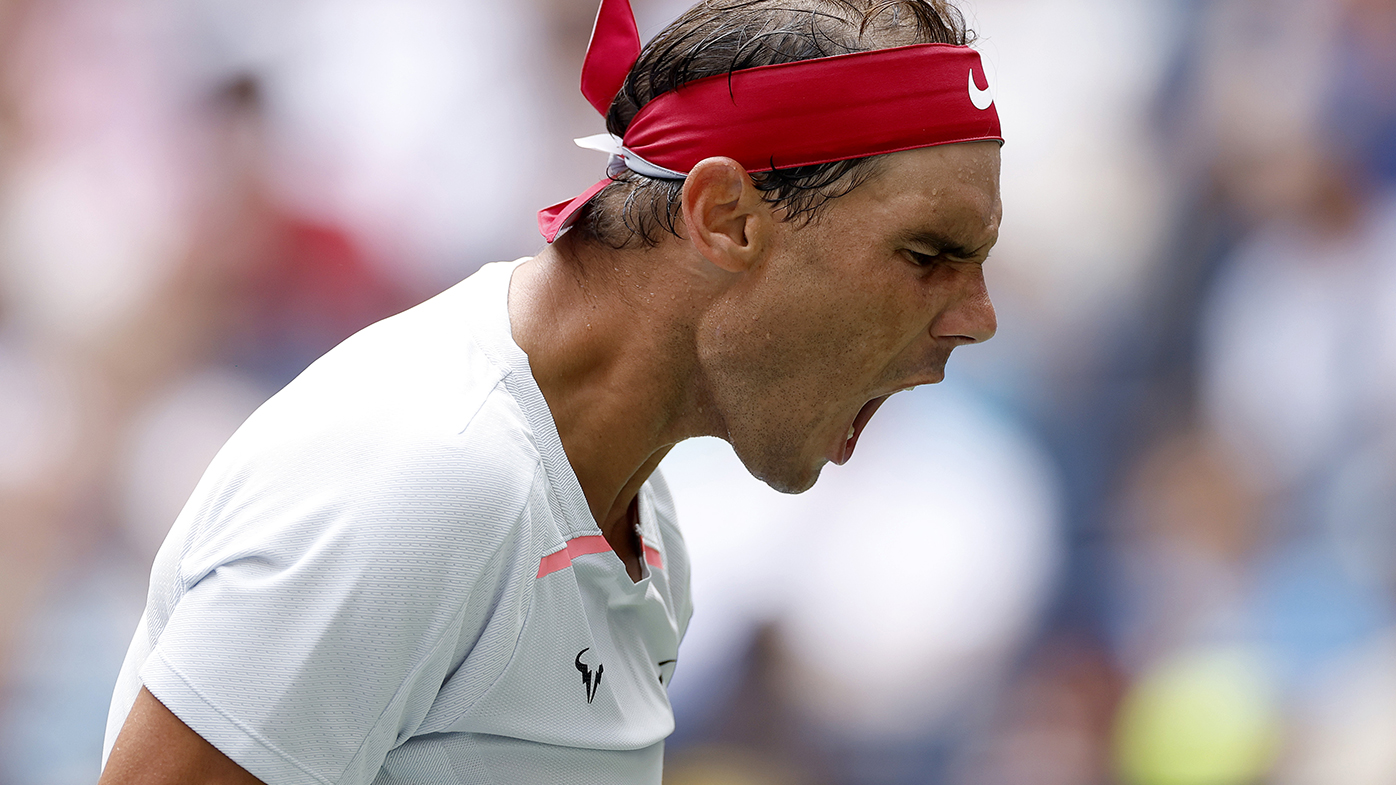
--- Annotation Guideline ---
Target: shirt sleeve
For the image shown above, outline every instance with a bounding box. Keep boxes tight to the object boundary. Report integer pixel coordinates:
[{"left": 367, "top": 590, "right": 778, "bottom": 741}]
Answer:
[{"left": 140, "top": 408, "right": 539, "bottom": 785}]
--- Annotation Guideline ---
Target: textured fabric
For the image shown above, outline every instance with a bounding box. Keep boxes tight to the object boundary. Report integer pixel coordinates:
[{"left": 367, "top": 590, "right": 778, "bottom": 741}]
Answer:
[{"left": 102, "top": 259, "right": 693, "bottom": 785}]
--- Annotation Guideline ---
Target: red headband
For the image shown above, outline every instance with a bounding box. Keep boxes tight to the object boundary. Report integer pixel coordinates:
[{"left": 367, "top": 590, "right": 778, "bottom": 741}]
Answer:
[{"left": 538, "top": 0, "right": 1003, "bottom": 242}]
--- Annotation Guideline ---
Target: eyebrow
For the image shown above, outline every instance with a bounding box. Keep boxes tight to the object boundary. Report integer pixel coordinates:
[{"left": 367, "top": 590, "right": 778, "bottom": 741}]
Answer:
[{"left": 902, "top": 230, "right": 981, "bottom": 260}]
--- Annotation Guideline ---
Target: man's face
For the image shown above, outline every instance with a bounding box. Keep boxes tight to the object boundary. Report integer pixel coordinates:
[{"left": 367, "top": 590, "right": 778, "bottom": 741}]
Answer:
[{"left": 698, "top": 141, "right": 1001, "bottom": 493}]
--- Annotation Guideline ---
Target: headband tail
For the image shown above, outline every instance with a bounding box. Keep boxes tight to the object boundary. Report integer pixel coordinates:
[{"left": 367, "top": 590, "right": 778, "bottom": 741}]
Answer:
[{"left": 580, "top": 0, "right": 642, "bottom": 116}]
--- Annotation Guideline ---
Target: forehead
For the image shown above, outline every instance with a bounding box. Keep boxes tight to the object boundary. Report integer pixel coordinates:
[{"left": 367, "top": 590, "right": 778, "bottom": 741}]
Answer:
[{"left": 820, "top": 141, "right": 1002, "bottom": 250}]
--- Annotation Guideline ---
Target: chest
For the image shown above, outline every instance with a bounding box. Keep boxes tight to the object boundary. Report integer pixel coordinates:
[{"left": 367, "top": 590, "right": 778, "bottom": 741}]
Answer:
[{"left": 419, "top": 497, "right": 684, "bottom": 751}]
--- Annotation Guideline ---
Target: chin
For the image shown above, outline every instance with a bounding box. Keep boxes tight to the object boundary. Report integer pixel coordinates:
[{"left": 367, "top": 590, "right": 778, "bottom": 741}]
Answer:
[
  {"left": 720, "top": 411, "right": 827, "bottom": 494},
  {"left": 739, "top": 452, "right": 825, "bottom": 495}
]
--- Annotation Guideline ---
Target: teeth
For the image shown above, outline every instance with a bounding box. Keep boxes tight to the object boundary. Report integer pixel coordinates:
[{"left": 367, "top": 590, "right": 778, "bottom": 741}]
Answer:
[{"left": 847, "top": 425, "right": 856, "bottom": 441}]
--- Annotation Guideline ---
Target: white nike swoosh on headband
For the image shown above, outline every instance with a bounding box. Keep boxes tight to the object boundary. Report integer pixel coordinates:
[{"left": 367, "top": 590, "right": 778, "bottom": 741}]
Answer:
[{"left": 968, "top": 69, "right": 993, "bottom": 111}]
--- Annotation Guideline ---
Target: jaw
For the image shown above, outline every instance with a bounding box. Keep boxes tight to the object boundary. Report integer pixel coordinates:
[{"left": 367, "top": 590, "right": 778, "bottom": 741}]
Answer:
[
  {"left": 723, "top": 388, "right": 897, "bottom": 494},
  {"left": 719, "top": 405, "right": 829, "bottom": 495},
  {"left": 728, "top": 429, "right": 826, "bottom": 495}
]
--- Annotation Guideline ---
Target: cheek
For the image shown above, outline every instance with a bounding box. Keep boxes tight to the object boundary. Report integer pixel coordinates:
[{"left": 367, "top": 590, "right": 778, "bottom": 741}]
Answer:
[
  {"left": 835, "top": 272, "right": 936, "bottom": 354},
  {"left": 767, "top": 298, "right": 874, "bottom": 382},
  {"left": 716, "top": 243, "right": 929, "bottom": 387}
]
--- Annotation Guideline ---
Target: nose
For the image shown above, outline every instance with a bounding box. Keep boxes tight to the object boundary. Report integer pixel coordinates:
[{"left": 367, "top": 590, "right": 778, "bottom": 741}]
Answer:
[{"left": 930, "top": 268, "right": 996, "bottom": 344}]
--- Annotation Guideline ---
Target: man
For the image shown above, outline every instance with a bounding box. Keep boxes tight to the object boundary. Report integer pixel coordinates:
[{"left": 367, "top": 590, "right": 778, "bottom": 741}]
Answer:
[{"left": 99, "top": 0, "right": 1001, "bottom": 782}]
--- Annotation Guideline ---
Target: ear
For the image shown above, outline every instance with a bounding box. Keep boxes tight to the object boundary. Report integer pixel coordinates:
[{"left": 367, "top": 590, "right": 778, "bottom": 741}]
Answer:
[{"left": 679, "top": 157, "right": 772, "bottom": 273}]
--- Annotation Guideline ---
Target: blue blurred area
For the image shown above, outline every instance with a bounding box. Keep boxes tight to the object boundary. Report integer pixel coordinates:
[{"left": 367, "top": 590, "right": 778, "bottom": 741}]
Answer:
[{"left": 1, "top": 1, "right": 1395, "bottom": 784}]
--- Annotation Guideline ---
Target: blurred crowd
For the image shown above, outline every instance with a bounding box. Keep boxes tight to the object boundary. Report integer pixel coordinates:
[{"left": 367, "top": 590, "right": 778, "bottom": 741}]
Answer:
[{"left": 0, "top": 0, "right": 1393, "bottom": 783}]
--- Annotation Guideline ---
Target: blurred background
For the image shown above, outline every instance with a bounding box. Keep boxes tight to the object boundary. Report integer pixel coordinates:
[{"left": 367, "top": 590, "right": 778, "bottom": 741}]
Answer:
[{"left": 0, "top": 0, "right": 1393, "bottom": 783}]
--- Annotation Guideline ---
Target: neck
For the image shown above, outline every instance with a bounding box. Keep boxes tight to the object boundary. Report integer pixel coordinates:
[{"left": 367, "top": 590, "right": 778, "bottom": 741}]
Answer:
[{"left": 507, "top": 231, "right": 722, "bottom": 564}]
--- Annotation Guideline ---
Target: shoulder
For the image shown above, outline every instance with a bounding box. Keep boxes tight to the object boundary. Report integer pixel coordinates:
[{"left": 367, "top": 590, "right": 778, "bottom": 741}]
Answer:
[{"left": 177, "top": 268, "right": 548, "bottom": 572}]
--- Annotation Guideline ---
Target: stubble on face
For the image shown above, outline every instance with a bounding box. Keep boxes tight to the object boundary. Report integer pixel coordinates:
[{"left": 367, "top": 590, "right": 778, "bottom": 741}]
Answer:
[
  {"left": 705, "top": 274, "right": 955, "bottom": 494},
  {"left": 710, "top": 310, "right": 852, "bottom": 494},
  {"left": 696, "top": 142, "right": 1002, "bottom": 493}
]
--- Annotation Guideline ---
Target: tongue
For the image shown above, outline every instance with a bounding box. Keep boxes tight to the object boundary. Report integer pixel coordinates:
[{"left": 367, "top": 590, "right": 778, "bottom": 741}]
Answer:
[{"left": 839, "top": 395, "right": 889, "bottom": 465}]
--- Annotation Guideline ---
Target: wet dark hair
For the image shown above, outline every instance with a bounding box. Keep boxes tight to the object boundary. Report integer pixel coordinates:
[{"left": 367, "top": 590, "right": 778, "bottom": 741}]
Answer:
[{"left": 573, "top": 0, "right": 973, "bottom": 248}]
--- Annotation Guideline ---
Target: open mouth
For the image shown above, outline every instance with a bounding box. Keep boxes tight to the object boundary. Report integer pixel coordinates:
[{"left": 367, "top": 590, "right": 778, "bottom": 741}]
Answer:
[{"left": 834, "top": 395, "right": 890, "bottom": 466}]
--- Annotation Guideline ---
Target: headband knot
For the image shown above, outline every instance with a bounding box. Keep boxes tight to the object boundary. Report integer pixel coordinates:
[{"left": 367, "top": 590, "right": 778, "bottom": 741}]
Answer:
[{"left": 579, "top": 0, "right": 641, "bottom": 116}]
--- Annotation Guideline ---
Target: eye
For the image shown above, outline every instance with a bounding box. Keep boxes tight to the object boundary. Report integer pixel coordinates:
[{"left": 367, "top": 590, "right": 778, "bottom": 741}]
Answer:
[{"left": 906, "top": 249, "right": 941, "bottom": 267}]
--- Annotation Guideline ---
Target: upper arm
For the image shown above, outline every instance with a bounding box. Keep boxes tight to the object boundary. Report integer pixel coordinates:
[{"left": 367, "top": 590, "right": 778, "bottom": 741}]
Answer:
[{"left": 100, "top": 687, "right": 265, "bottom": 785}]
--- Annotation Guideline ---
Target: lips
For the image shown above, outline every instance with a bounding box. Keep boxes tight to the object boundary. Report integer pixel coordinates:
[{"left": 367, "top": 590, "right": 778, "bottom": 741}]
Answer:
[{"left": 833, "top": 395, "right": 890, "bottom": 466}]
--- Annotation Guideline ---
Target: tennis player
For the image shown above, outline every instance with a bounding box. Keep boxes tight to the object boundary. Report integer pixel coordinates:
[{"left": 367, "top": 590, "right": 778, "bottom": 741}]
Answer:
[{"left": 99, "top": 0, "right": 1001, "bottom": 782}]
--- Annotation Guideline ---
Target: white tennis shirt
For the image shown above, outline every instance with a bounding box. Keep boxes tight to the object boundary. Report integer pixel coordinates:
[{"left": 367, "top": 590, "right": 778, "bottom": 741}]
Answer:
[{"left": 103, "top": 259, "right": 693, "bottom": 784}]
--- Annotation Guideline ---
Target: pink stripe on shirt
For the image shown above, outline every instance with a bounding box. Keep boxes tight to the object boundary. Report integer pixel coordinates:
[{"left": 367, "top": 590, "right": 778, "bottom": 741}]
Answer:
[{"left": 536, "top": 535, "right": 664, "bottom": 578}]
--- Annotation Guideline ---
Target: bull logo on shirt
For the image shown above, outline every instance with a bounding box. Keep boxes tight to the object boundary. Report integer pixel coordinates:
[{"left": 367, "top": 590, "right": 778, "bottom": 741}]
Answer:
[{"left": 575, "top": 648, "right": 604, "bottom": 704}]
